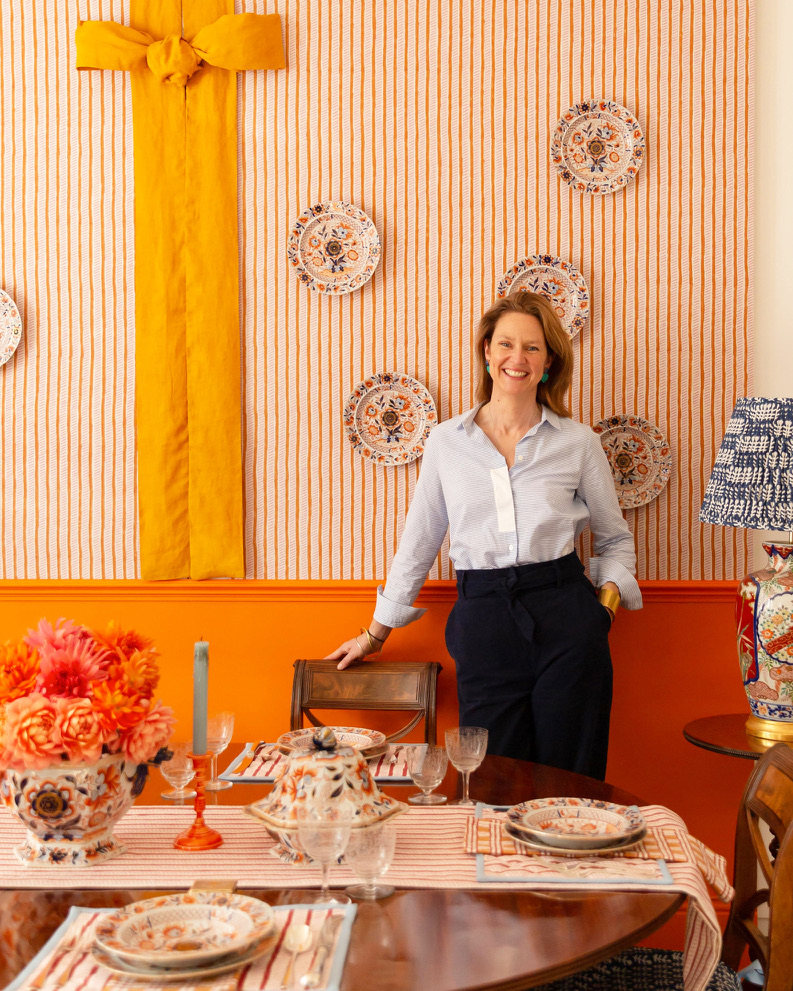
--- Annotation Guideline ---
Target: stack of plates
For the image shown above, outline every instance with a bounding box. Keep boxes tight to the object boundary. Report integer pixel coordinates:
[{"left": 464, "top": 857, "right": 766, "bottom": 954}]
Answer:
[
  {"left": 505, "top": 798, "right": 647, "bottom": 856},
  {"left": 91, "top": 891, "right": 276, "bottom": 981},
  {"left": 277, "top": 726, "right": 388, "bottom": 759}
]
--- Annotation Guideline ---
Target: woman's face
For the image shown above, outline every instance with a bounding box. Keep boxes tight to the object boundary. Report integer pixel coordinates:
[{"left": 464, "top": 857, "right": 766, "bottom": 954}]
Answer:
[{"left": 484, "top": 312, "right": 551, "bottom": 402}]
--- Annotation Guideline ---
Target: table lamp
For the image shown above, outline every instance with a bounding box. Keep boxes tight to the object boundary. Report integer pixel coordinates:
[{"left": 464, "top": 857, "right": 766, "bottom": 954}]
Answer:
[{"left": 699, "top": 397, "right": 793, "bottom": 743}]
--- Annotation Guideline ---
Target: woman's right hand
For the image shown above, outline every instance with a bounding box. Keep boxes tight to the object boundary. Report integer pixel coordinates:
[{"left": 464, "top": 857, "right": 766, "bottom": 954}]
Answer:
[{"left": 324, "top": 634, "right": 370, "bottom": 671}]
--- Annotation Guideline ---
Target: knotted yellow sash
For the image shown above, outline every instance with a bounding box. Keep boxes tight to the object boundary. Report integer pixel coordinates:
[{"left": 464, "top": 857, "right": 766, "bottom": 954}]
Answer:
[{"left": 76, "top": 1, "right": 285, "bottom": 580}]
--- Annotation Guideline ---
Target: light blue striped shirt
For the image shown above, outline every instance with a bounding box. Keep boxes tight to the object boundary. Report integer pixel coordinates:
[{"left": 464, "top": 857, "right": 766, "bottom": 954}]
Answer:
[{"left": 373, "top": 404, "right": 642, "bottom": 628}]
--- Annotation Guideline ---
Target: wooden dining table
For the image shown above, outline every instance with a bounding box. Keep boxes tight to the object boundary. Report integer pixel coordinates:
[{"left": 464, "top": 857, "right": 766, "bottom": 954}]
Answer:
[{"left": 0, "top": 748, "right": 684, "bottom": 991}]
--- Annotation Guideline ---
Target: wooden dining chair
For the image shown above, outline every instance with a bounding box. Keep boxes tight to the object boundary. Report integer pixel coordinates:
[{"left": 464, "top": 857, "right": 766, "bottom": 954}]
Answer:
[
  {"left": 533, "top": 742, "right": 793, "bottom": 991},
  {"left": 290, "top": 659, "right": 442, "bottom": 744}
]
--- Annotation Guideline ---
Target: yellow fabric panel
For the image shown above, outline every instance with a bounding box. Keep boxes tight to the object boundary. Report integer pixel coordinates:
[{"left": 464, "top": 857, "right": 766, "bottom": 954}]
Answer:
[{"left": 74, "top": 0, "right": 285, "bottom": 580}]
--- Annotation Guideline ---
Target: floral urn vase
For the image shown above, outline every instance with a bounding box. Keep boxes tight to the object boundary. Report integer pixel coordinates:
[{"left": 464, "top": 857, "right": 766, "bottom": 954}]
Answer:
[
  {"left": 736, "top": 543, "right": 793, "bottom": 742},
  {"left": 0, "top": 751, "right": 147, "bottom": 866}
]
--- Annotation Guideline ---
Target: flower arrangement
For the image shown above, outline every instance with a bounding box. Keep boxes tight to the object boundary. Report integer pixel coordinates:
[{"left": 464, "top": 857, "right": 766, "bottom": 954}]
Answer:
[{"left": 0, "top": 618, "right": 175, "bottom": 771}]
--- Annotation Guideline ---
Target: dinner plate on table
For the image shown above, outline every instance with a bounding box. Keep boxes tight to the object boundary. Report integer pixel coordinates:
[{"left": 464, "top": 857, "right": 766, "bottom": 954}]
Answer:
[
  {"left": 93, "top": 891, "right": 276, "bottom": 969},
  {"left": 91, "top": 937, "right": 276, "bottom": 982},
  {"left": 505, "top": 798, "right": 646, "bottom": 850},
  {"left": 502, "top": 820, "right": 646, "bottom": 857},
  {"left": 277, "top": 726, "right": 388, "bottom": 757}
]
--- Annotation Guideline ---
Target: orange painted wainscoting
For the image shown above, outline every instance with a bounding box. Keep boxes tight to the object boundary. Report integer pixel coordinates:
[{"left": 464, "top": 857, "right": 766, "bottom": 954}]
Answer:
[{"left": 0, "top": 579, "right": 749, "bottom": 950}]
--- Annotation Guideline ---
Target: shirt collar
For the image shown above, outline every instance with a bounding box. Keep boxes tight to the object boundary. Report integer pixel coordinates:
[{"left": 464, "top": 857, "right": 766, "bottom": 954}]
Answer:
[{"left": 461, "top": 403, "right": 561, "bottom": 437}]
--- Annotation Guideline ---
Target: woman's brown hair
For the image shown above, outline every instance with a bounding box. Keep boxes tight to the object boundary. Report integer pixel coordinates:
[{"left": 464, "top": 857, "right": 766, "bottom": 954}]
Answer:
[{"left": 474, "top": 292, "right": 573, "bottom": 417}]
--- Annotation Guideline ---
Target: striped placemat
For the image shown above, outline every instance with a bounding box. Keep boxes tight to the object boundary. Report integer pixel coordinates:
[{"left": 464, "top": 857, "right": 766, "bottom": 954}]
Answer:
[
  {"left": 6, "top": 903, "right": 355, "bottom": 991},
  {"left": 0, "top": 804, "right": 731, "bottom": 991},
  {"left": 220, "top": 743, "right": 417, "bottom": 783}
]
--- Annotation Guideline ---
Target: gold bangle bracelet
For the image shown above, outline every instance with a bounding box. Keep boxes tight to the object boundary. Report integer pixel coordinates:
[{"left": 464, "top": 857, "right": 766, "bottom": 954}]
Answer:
[
  {"left": 359, "top": 627, "right": 382, "bottom": 655},
  {"left": 597, "top": 588, "right": 621, "bottom": 616}
]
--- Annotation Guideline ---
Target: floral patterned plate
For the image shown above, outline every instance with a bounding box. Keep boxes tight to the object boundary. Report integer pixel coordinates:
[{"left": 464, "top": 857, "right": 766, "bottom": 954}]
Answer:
[
  {"left": 495, "top": 255, "right": 589, "bottom": 338},
  {"left": 503, "top": 820, "right": 646, "bottom": 857},
  {"left": 91, "top": 935, "right": 276, "bottom": 982},
  {"left": 506, "top": 798, "right": 646, "bottom": 850},
  {"left": 277, "top": 726, "right": 387, "bottom": 756},
  {"left": 344, "top": 372, "right": 437, "bottom": 465},
  {"left": 0, "top": 289, "right": 22, "bottom": 366},
  {"left": 94, "top": 891, "right": 276, "bottom": 968},
  {"left": 287, "top": 201, "right": 381, "bottom": 293},
  {"left": 593, "top": 414, "right": 672, "bottom": 509},
  {"left": 551, "top": 99, "right": 645, "bottom": 194}
]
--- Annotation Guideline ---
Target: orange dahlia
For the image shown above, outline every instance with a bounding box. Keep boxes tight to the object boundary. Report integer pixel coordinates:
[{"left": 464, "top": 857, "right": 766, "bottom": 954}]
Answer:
[
  {"left": 116, "top": 650, "right": 161, "bottom": 699},
  {"left": 0, "top": 640, "right": 40, "bottom": 703},
  {"left": 90, "top": 679, "right": 146, "bottom": 734},
  {"left": 91, "top": 622, "right": 158, "bottom": 682}
]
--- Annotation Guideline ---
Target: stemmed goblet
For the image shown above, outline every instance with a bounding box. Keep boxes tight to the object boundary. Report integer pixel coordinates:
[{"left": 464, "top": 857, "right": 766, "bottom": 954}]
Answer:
[
  {"left": 344, "top": 821, "right": 397, "bottom": 899},
  {"left": 159, "top": 742, "right": 196, "bottom": 800},
  {"left": 206, "top": 710, "right": 234, "bottom": 791},
  {"left": 407, "top": 745, "right": 448, "bottom": 804},
  {"left": 445, "top": 727, "right": 488, "bottom": 806},
  {"left": 296, "top": 804, "right": 353, "bottom": 905}
]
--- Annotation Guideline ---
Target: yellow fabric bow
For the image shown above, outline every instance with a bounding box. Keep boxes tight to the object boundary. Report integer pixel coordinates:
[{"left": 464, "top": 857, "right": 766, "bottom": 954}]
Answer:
[{"left": 75, "top": 4, "right": 285, "bottom": 580}]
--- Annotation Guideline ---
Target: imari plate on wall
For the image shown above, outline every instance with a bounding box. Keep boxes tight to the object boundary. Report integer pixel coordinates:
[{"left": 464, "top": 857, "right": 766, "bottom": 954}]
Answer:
[
  {"left": 551, "top": 99, "right": 645, "bottom": 194},
  {"left": 344, "top": 372, "right": 437, "bottom": 465},
  {"left": 287, "top": 201, "right": 381, "bottom": 293},
  {"left": 0, "top": 288, "right": 22, "bottom": 365},
  {"left": 496, "top": 254, "right": 589, "bottom": 338},
  {"left": 593, "top": 414, "right": 672, "bottom": 509}
]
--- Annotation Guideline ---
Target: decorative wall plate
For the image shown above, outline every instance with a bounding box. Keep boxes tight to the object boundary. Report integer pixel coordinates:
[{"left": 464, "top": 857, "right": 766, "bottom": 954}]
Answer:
[
  {"left": 0, "top": 289, "right": 22, "bottom": 365},
  {"left": 94, "top": 891, "right": 276, "bottom": 968},
  {"left": 276, "top": 726, "right": 387, "bottom": 756},
  {"left": 495, "top": 254, "right": 589, "bottom": 338},
  {"left": 505, "top": 798, "right": 645, "bottom": 850},
  {"left": 593, "top": 414, "right": 672, "bottom": 509},
  {"left": 344, "top": 372, "right": 437, "bottom": 465},
  {"left": 551, "top": 99, "right": 645, "bottom": 194},
  {"left": 287, "top": 201, "right": 380, "bottom": 293}
]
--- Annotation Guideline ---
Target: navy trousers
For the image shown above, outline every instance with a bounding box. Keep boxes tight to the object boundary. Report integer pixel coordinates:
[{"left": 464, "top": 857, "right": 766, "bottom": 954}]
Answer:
[{"left": 444, "top": 553, "right": 614, "bottom": 780}]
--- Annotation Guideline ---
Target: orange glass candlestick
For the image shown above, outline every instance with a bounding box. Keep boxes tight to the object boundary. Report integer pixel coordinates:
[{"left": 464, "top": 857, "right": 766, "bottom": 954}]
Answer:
[{"left": 174, "top": 753, "right": 223, "bottom": 850}]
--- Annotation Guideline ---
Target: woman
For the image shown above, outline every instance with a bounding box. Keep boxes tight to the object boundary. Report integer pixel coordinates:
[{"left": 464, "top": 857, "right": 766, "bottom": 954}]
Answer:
[{"left": 326, "top": 292, "right": 641, "bottom": 779}]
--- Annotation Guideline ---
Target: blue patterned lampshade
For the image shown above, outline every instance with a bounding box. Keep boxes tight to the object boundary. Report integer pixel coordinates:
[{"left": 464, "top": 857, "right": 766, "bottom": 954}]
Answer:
[{"left": 699, "top": 397, "right": 793, "bottom": 531}]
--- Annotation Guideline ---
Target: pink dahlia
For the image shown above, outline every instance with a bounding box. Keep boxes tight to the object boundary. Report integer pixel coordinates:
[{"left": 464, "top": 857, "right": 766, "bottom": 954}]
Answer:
[
  {"left": 4, "top": 693, "right": 62, "bottom": 770},
  {"left": 34, "top": 638, "right": 109, "bottom": 699},
  {"left": 25, "top": 617, "right": 87, "bottom": 654},
  {"left": 120, "top": 699, "right": 175, "bottom": 764},
  {"left": 53, "top": 697, "right": 107, "bottom": 763}
]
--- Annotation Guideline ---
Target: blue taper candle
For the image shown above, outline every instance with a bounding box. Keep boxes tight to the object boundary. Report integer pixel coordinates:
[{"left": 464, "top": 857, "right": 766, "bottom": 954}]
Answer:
[{"left": 193, "top": 640, "right": 209, "bottom": 754}]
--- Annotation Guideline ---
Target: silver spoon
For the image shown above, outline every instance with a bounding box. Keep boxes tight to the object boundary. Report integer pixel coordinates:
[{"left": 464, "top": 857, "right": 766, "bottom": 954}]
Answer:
[{"left": 280, "top": 923, "right": 313, "bottom": 990}]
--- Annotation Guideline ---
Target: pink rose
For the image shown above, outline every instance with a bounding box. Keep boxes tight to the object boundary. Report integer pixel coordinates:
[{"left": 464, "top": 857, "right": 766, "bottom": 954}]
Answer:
[
  {"left": 120, "top": 700, "right": 175, "bottom": 764},
  {"left": 4, "top": 693, "right": 62, "bottom": 770},
  {"left": 54, "top": 697, "right": 107, "bottom": 763}
]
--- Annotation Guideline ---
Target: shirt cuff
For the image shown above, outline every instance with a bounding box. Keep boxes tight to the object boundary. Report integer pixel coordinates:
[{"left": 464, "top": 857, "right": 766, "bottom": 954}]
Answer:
[
  {"left": 373, "top": 585, "right": 427, "bottom": 628},
  {"left": 588, "top": 559, "right": 643, "bottom": 610}
]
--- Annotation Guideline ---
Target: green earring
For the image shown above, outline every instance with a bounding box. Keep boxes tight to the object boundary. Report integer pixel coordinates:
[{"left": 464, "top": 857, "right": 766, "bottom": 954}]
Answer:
[
  {"left": 486, "top": 362, "right": 490, "bottom": 374},
  {"left": 541, "top": 371, "right": 549, "bottom": 383}
]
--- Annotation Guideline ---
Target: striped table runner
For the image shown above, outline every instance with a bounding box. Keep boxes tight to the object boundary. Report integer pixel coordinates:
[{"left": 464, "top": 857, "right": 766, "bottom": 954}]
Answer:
[
  {"left": 220, "top": 743, "right": 416, "bottom": 783},
  {"left": 1, "top": 804, "right": 731, "bottom": 991},
  {"left": 7, "top": 903, "right": 355, "bottom": 991}
]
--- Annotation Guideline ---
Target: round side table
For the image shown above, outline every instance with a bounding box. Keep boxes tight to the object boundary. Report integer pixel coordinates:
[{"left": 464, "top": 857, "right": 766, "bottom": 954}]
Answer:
[{"left": 682, "top": 713, "right": 779, "bottom": 760}]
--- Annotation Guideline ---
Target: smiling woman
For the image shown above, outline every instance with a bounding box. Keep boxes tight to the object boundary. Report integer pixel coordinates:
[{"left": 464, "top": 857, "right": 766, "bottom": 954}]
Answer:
[{"left": 327, "top": 293, "right": 641, "bottom": 780}]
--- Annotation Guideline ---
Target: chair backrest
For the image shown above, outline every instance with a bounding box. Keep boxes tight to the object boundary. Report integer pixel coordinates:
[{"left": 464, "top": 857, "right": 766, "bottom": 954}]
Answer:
[
  {"left": 290, "top": 659, "right": 442, "bottom": 744},
  {"left": 721, "top": 742, "right": 793, "bottom": 991}
]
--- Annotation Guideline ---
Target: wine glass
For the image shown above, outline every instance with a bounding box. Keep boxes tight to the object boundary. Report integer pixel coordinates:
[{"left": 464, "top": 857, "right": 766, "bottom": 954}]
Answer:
[
  {"left": 206, "top": 711, "right": 234, "bottom": 791},
  {"left": 345, "top": 822, "right": 397, "bottom": 900},
  {"left": 159, "top": 742, "right": 196, "bottom": 800},
  {"left": 445, "top": 727, "right": 488, "bottom": 806},
  {"left": 296, "top": 804, "right": 353, "bottom": 905},
  {"left": 407, "top": 745, "right": 448, "bottom": 804}
]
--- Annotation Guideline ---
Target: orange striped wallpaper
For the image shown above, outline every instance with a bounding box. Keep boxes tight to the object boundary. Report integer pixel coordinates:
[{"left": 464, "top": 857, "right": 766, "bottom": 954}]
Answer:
[{"left": 0, "top": 0, "right": 752, "bottom": 581}]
